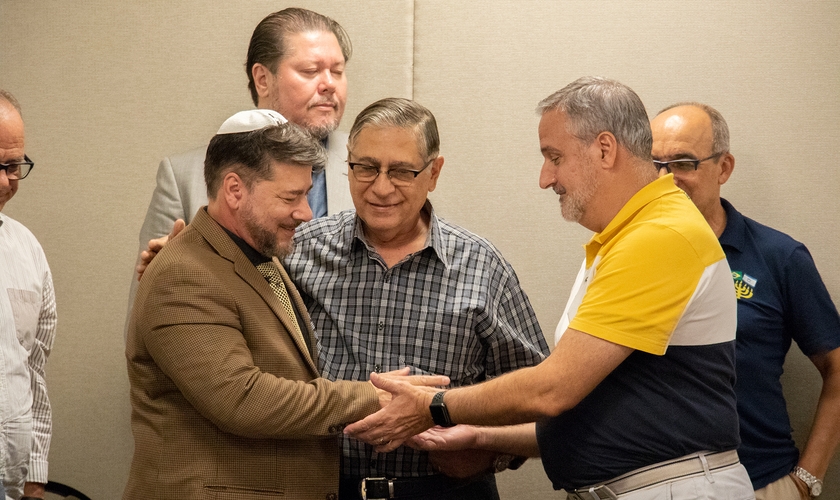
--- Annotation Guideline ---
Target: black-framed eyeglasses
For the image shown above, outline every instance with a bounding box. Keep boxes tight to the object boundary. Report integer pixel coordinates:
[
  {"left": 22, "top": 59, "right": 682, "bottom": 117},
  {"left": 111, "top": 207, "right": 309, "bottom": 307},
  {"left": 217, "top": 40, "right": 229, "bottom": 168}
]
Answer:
[
  {"left": 347, "top": 158, "right": 434, "bottom": 187},
  {"left": 653, "top": 152, "right": 723, "bottom": 174},
  {"left": 0, "top": 155, "right": 34, "bottom": 180}
]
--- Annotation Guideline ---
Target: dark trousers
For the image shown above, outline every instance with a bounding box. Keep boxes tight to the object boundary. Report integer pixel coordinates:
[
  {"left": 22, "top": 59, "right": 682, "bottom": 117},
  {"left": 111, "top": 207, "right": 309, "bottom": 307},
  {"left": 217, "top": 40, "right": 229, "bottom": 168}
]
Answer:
[{"left": 339, "top": 473, "right": 500, "bottom": 500}]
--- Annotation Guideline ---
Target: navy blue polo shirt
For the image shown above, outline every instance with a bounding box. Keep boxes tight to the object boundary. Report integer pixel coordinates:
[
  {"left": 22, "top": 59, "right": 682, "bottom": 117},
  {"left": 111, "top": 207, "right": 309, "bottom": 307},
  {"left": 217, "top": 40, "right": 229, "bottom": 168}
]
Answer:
[{"left": 719, "top": 198, "right": 840, "bottom": 489}]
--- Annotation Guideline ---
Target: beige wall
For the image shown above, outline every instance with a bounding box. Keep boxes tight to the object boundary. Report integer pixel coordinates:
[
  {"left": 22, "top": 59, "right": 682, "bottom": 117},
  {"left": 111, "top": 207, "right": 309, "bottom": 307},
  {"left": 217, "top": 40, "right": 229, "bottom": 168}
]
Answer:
[{"left": 1, "top": 1, "right": 838, "bottom": 498}]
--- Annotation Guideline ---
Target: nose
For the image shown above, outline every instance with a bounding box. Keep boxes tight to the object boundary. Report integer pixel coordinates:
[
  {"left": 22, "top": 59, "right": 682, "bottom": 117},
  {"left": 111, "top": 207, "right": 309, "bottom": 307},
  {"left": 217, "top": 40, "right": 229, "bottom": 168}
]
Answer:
[
  {"left": 371, "top": 170, "right": 396, "bottom": 196},
  {"left": 0, "top": 169, "right": 9, "bottom": 187},
  {"left": 538, "top": 161, "right": 556, "bottom": 190},
  {"left": 319, "top": 69, "right": 336, "bottom": 94},
  {"left": 295, "top": 198, "right": 314, "bottom": 224}
]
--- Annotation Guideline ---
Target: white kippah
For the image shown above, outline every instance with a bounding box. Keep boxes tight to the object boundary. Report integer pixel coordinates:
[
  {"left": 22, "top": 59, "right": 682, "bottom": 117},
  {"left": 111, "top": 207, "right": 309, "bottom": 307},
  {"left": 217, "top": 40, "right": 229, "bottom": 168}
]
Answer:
[{"left": 216, "top": 109, "right": 288, "bottom": 134}]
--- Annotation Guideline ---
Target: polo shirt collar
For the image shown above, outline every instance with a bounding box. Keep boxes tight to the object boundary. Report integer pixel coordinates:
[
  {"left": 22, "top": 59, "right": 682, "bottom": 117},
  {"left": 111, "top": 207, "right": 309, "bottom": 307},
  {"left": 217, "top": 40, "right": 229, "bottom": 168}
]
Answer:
[
  {"left": 586, "top": 175, "right": 681, "bottom": 264},
  {"left": 718, "top": 197, "right": 746, "bottom": 254}
]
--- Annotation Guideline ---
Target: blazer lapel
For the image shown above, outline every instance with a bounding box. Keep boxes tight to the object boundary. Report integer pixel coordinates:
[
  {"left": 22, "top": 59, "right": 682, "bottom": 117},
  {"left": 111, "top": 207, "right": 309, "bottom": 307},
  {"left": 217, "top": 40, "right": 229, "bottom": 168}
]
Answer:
[
  {"left": 233, "top": 258, "right": 319, "bottom": 374},
  {"left": 192, "top": 209, "right": 320, "bottom": 375}
]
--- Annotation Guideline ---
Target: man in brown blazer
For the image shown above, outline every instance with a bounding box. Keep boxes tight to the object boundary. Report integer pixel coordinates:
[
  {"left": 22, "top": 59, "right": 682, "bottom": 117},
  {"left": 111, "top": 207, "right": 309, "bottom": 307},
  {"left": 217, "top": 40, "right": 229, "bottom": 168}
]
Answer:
[{"left": 124, "top": 110, "right": 443, "bottom": 500}]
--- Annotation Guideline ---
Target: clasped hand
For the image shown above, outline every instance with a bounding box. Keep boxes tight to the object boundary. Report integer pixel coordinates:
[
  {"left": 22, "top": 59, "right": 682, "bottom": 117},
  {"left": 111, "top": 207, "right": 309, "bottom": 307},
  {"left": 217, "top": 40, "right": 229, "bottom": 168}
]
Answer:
[{"left": 347, "top": 371, "right": 444, "bottom": 453}]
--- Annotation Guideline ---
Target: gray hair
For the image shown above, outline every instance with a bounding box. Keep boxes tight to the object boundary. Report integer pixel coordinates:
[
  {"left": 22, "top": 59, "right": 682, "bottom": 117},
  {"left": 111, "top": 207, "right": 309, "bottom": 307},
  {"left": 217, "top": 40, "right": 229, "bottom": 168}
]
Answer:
[
  {"left": 246, "top": 8, "right": 352, "bottom": 106},
  {"left": 204, "top": 122, "right": 326, "bottom": 198},
  {"left": 658, "top": 102, "right": 730, "bottom": 154},
  {"left": 0, "top": 89, "right": 22, "bottom": 115},
  {"left": 348, "top": 98, "right": 440, "bottom": 160},
  {"left": 537, "top": 76, "right": 652, "bottom": 161}
]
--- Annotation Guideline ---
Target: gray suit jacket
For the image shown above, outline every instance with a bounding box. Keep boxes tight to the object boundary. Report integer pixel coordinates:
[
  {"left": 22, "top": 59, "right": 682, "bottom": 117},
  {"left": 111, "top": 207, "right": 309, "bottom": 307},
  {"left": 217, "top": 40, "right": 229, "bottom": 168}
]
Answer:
[
  {"left": 127, "top": 132, "right": 352, "bottom": 337},
  {"left": 125, "top": 208, "right": 378, "bottom": 499}
]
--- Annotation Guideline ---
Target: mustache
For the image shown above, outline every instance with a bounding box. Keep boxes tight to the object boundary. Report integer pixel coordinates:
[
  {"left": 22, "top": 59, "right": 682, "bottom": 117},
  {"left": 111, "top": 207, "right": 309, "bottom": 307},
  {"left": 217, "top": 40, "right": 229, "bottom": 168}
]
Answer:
[{"left": 309, "top": 98, "right": 338, "bottom": 109}]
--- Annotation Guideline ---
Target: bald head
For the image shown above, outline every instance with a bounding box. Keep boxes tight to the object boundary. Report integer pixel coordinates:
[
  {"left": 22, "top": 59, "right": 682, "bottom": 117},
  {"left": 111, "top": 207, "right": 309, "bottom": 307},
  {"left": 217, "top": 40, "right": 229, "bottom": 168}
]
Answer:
[
  {"left": 0, "top": 95, "right": 26, "bottom": 211},
  {"left": 651, "top": 103, "right": 734, "bottom": 235},
  {"left": 651, "top": 105, "right": 717, "bottom": 163}
]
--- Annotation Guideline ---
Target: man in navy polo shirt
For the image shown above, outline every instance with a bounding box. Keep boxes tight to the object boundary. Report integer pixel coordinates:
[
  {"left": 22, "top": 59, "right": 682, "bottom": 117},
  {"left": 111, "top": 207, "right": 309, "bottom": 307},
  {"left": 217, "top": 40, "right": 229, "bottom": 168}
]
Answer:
[{"left": 651, "top": 102, "right": 840, "bottom": 499}]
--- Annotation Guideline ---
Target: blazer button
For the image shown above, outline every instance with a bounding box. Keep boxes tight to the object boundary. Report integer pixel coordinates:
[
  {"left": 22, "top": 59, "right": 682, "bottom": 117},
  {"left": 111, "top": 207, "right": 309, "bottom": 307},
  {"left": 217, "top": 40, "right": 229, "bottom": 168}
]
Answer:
[{"left": 326, "top": 493, "right": 337, "bottom": 500}]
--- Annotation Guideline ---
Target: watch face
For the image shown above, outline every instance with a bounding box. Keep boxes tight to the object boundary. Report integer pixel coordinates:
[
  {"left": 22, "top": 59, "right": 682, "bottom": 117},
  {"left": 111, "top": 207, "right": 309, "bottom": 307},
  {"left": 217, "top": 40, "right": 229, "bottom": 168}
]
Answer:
[{"left": 812, "top": 482, "right": 822, "bottom": 496}]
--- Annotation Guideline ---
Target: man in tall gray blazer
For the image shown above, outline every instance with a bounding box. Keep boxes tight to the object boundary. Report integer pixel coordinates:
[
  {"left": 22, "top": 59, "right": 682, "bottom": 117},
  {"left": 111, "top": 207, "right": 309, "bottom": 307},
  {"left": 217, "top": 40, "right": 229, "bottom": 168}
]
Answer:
[{"left": 129, "top": 8, "right": 355, "bottom": 332}]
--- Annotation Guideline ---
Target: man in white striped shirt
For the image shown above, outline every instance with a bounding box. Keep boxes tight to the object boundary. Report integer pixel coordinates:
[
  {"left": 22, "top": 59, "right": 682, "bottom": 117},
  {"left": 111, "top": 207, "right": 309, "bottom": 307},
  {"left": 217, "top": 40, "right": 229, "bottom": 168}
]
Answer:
[{"left": 0, "top": 89, "right": 55, "bottom": 500}]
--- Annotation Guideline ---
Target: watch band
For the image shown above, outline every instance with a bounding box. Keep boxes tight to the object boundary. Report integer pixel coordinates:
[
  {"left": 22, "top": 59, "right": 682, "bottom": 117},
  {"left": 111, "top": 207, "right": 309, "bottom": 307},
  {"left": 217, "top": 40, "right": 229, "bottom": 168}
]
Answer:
[
  {"left": 429, "top": 391, "right": 455, "bottom": 427},
  {"left": 793, "top": 466, "right": 823, "bottom": 497}
]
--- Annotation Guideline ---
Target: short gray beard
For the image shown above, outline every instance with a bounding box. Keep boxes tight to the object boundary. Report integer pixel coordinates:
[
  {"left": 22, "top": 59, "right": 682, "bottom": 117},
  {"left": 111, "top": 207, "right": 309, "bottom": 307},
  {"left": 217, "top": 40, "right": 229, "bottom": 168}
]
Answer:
[
  {"left": 560, "top": 157, "right": 599, "bottom": 224},
  {"left": 304, "top": 121, "right": 338, "bottom": 141}
]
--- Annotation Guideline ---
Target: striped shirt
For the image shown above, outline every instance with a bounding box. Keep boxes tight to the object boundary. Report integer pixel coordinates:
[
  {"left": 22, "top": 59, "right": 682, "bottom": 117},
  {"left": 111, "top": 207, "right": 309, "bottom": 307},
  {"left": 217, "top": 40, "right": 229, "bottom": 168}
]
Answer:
[
  {"left": 0, "top": 213, "right": 55, "bottom": 484},
  {"left": 287, "top": 203, "right": 548, "bottom": 478}
]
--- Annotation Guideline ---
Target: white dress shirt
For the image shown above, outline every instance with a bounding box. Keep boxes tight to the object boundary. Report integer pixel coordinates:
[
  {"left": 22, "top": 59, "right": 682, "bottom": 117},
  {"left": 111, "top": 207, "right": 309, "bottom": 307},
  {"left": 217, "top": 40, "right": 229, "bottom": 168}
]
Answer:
[{"left": 0, "top": 212, "right": 55, "bottom": 490}]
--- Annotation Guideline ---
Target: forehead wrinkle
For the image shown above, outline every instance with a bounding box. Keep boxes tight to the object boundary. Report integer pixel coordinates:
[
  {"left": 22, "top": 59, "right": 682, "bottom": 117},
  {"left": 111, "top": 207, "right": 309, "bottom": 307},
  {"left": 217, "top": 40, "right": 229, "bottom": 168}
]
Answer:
[{"left": 653, "top": 149, "right": 699, "bottom": 161}]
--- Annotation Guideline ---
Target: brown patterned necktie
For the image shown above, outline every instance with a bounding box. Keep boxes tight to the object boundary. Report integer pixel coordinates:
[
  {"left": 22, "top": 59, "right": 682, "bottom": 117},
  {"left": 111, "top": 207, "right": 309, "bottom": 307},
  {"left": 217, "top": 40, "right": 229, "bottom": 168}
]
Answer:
[{"left": 256, "top": 261, "right": 305, "bottom": 343}]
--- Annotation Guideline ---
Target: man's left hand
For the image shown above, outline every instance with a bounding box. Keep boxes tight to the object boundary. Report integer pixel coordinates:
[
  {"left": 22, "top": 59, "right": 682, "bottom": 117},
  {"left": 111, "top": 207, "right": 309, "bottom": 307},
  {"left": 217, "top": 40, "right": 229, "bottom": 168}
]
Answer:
[
  {"left": 372, "top": 368, "right": 450, "bottom": 408},
  {"left": 345, "top": 372, "right": 439, "bottom": 452},
  {"left": 23, "top": 481, "right": 45, "bottom": 499},
  {"left": 428, "top": 449, "right": 497, "bottom": 479},
  {"left": 789, "top": 473, "right": 812, "bottom": 500}
]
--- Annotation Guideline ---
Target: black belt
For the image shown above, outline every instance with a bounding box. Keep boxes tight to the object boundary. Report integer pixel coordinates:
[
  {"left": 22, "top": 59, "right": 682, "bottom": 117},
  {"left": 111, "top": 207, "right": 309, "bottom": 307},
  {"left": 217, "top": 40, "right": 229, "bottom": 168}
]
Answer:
[{"left": 343, "top": 473, "right": 489, "bottom": 499}]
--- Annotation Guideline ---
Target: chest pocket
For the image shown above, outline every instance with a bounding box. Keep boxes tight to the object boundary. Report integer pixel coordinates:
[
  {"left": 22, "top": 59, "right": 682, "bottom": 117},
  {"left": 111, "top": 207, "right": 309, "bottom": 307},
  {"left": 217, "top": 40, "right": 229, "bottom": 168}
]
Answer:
[{"left": 7, "top": 288, "right": 39, "bottom": 351}]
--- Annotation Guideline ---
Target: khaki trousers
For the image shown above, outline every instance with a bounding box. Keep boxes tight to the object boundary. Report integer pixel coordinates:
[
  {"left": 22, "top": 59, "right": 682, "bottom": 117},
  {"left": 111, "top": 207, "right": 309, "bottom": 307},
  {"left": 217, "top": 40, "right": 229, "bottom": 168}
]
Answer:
[{"left": 754, "top": 474, "right": 808, "bottom": 500}]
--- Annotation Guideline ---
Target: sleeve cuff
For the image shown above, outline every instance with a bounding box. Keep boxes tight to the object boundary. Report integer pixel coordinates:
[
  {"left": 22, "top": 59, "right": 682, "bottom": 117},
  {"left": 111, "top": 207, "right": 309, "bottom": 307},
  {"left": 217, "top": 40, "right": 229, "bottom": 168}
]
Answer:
[{"left": 27, "top": 458, "right": 49, "bottom": 484}]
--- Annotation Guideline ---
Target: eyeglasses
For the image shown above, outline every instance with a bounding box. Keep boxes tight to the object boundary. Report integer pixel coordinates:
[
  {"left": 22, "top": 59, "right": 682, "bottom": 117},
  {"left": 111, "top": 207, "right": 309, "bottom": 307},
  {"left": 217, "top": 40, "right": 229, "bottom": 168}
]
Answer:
[
  {"left": 0, "top": 155, "right": 34, "bottom": 180},
  {"left": 653, "top": 152, "right": 723, "bottom": 174},
  {"left": 347, "top": 158, "right": 434, "bottom": 187}
]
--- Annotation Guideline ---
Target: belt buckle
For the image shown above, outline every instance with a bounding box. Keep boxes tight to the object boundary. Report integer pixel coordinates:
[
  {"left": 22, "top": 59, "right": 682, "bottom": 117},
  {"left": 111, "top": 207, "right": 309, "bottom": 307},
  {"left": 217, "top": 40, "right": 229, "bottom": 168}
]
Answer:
[
  {"left": 360, "top": 477, "right": 394, "bottom": 500},
  {"left": 572, "top": 485, "right": 618, "bottom": 500}
]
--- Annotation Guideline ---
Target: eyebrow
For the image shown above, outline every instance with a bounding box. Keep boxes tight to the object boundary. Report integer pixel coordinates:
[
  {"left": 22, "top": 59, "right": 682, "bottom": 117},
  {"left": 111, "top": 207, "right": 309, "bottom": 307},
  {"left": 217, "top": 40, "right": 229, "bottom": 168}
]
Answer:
[
  {"left": 349, "top": 156, "right": 418, "bottom": 169},
  {"left": 652, "top": 151, "right": 697, "bottom": 161}
]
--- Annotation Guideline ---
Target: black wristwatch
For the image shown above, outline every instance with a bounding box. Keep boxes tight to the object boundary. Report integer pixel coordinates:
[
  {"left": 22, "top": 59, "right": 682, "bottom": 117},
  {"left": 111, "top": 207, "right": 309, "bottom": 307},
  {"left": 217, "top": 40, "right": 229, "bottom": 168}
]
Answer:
[{"left": 429, "top": 391, "right": 455, "bottom": 427}]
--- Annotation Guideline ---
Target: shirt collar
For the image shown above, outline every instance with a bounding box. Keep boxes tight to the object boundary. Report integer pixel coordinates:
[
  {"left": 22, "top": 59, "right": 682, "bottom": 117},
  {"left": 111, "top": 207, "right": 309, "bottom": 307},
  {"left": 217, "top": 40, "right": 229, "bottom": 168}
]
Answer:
[
  {"left": 585, "top": 176, "right": 683, "bottom": 264},
  {"left": 220, "top": 225, "right": 271, "bottom": 266},
  {"left": 351, "top": 200, "right": 449, "bottom": 267},
  {"left": 717, "top": 197, "right": 745, "bottom": 254}
]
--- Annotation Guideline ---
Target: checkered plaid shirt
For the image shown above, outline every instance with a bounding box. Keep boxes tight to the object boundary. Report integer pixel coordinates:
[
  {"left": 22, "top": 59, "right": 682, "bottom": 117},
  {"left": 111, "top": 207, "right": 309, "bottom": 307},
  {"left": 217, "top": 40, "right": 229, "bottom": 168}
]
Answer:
[{"left": 286, "top": 203, "right": 548, "bottom": 478}]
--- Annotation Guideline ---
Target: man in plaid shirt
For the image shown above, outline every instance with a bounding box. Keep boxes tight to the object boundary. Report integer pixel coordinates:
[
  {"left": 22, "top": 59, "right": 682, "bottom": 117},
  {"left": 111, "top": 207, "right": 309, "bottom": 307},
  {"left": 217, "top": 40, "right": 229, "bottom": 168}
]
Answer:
[{"left": 287, "top": 98, "right": 549, "bottom": 500}]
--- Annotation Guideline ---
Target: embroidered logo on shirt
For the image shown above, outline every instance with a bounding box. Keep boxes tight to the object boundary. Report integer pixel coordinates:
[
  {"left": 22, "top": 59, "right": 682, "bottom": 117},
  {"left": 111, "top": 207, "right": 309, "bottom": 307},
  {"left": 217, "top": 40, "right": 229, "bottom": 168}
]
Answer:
[{"left": 731, "top": 270, "right": 755, "bottom": 300}]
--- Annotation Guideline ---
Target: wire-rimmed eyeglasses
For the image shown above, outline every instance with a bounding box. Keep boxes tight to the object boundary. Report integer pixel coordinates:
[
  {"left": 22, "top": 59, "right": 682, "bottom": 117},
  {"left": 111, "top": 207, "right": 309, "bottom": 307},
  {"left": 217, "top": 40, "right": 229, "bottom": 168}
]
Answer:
[
  {"left": 347, "top": 158, "right": 434, "bottom": 187},
  {"left": 654, "top": 152, "right": 723, "bottom": 174}
]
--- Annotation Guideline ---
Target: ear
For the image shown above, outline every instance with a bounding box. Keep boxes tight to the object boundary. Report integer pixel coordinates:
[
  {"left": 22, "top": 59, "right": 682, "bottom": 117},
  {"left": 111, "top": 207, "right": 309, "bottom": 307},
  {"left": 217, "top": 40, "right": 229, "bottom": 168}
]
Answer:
[
  {"left": 594, "top": 131, "right": 618, "bottom": 169},
  {"left": 251, "top": 63, "right": 273, "bottom": 103},
  {"left": 426, "top": 156, "right": 445, "bottom": 193},
  {"left": 221, "top": 171, "right": 247, "bottom": 210},
  {"left": 718, "top": 152, "right": 735, "bottom": 186}
]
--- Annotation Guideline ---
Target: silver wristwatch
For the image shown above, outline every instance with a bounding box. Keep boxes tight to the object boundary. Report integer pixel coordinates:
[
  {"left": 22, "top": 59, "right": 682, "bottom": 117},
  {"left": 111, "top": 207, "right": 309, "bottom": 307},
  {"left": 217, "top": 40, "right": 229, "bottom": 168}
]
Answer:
[{"left": 793, "top": 466, "right": 823, "bottom": 497}]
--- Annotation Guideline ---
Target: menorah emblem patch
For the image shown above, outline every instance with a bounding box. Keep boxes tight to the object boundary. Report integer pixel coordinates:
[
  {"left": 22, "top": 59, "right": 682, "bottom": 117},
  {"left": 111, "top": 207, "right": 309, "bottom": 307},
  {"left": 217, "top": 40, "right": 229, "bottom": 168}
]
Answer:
[{"left": 731, "top": 270, "right": 756, "bottom": 300}]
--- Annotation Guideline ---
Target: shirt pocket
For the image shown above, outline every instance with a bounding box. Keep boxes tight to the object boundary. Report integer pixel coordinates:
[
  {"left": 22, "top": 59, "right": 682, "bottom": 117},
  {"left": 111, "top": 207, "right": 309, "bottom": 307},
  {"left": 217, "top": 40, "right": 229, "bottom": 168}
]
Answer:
[{"left": 7, "top": 288, "right": 39, "bottom": 351}]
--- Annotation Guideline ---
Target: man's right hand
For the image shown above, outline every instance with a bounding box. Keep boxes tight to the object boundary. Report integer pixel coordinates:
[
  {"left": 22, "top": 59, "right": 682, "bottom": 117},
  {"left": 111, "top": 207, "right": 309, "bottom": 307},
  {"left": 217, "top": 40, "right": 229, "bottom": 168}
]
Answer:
[
  {"left": 371, "top": 368, "right": 449, "bottom": 409},
  {"left": 136, "top": 219, "right": 186, "bottom": 281}
]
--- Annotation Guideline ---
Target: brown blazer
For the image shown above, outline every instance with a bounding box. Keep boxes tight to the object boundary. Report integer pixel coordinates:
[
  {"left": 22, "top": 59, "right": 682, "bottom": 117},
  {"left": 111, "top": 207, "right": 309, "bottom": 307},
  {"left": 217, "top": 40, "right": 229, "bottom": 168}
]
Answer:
[{"left": 124, "top": 208, "right": 379, "bottom": 500}]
